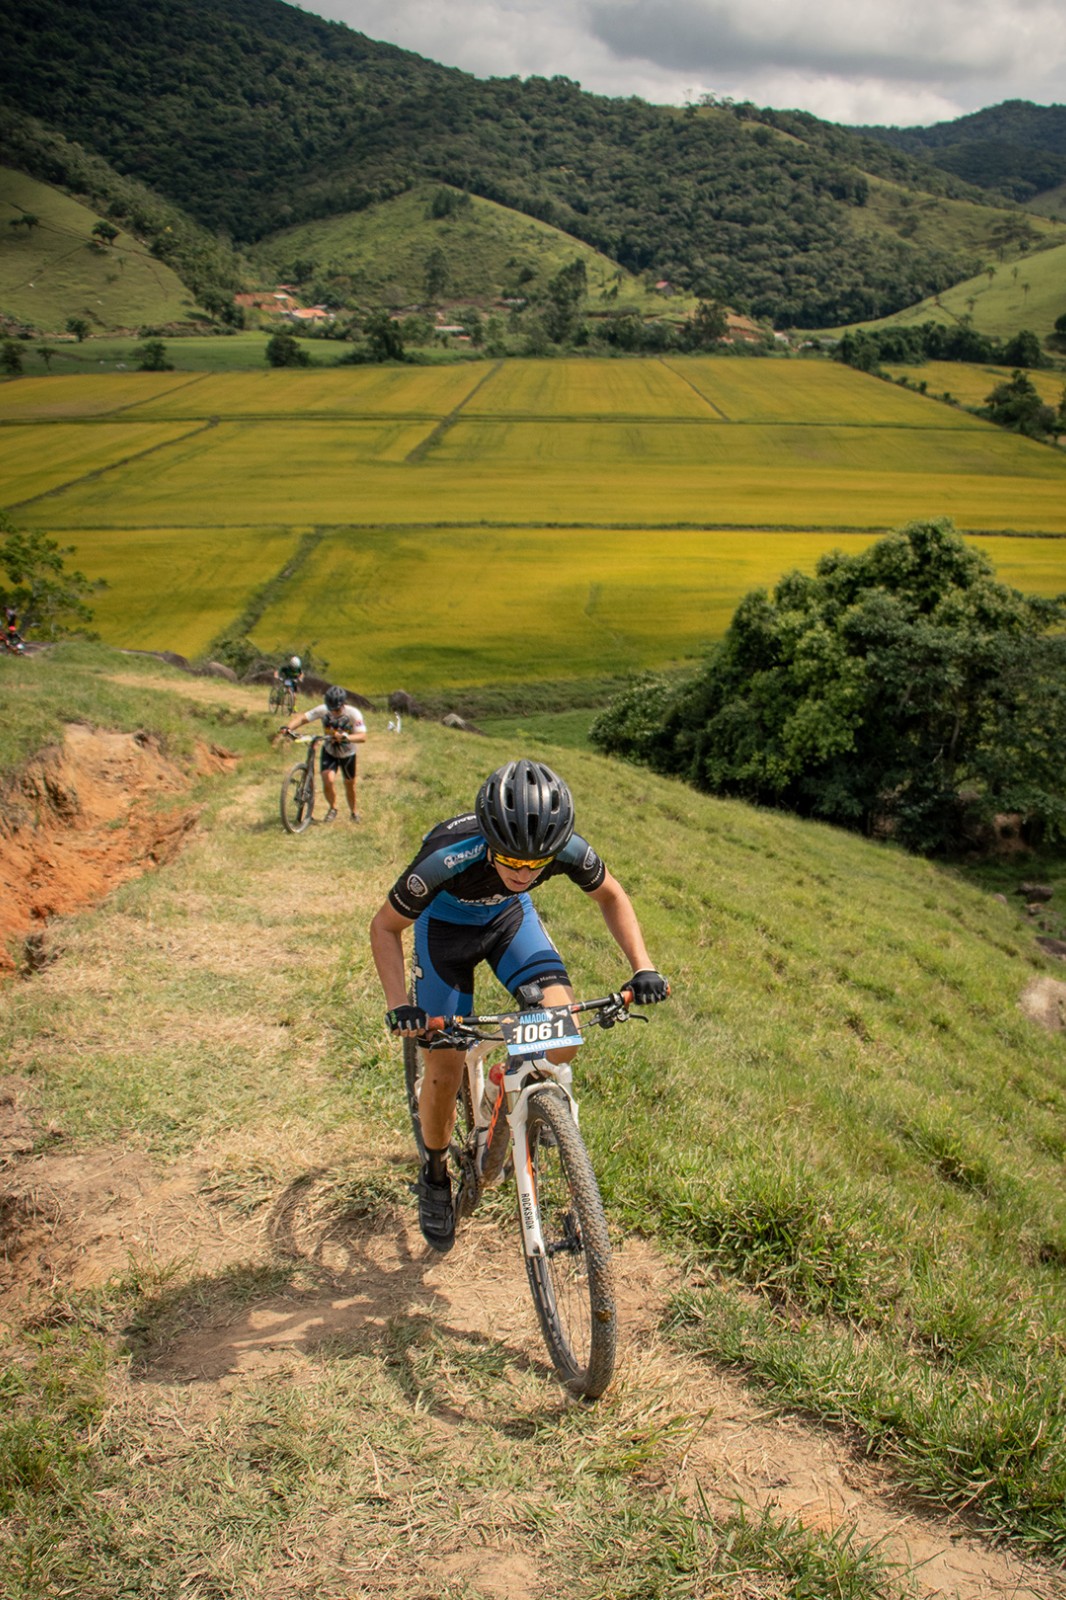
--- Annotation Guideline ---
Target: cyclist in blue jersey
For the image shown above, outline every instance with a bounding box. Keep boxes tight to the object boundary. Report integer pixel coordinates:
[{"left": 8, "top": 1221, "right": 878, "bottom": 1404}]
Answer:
[{"left": 369, "top": 759, "right": 669, "bottom": 1252}]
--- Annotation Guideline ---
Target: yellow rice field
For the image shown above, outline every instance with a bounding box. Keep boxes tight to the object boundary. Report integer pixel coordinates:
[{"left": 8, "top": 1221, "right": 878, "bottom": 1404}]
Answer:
[
  {"left": 2, "top": 357, "right": 1064, "bottom": 690},
  {"left": 882, "top": 361, "right": 1066, "bottom": 411}
]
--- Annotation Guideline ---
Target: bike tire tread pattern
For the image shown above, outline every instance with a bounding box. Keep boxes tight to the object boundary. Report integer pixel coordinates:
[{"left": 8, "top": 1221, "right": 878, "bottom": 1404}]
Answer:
[
  {"left": 280, "top": 762, "right": 314, "bottom": 834},
  {"left": 523, "top": 1090, "right": 616, "bottom": 1400}
]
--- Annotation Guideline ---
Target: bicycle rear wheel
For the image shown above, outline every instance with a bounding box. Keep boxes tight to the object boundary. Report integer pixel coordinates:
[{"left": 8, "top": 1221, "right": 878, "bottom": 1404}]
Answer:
[
  {"left": 522, "top": 1090, "right": 616, "bottom": 1399},
  {"left": 280, "top": 762, "right": 314, "bottom": 833}
]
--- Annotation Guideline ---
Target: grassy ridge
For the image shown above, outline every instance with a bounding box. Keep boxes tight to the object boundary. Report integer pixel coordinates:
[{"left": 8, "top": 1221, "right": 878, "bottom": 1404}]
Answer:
[
  {"left": 0, "top": 644, "right": 1064, "bottom": 1595},
  {"left": 245, "top": 182, "right": 675, "bottom": 313},
  {"left": 836, "top": 236, "right": 1066, "bottom": 342},
  {"left": 0, "top": 164, "right": 196, "bottom": 332}
]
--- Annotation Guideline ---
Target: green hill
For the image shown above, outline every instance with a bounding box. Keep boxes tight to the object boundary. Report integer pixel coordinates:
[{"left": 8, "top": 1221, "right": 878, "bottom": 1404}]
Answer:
[
  {"left": 825, "top": 234, "right": 1066, "bottom": 343},
  {"left": 3, "top": 0, "right": 1060, "bottom": 328},
  {"left": 0, "top": 166, "right": 199, "bottom": 334},
  {"left": 247, "top": 183, "right": 683, "bottom": 315},
  {"left": 854, "top": 99, "right": 1066, "bottom": 205}
]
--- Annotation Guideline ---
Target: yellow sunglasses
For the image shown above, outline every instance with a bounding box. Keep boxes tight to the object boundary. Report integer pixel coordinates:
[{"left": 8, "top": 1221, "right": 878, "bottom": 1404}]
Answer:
[{"left": 493, "top": 850, "right": 554, "bottom": 872}]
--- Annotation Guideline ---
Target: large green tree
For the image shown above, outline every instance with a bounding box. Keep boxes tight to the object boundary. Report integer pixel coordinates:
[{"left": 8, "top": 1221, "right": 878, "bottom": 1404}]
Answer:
[
  {"left": 591, "top": 519, "right": 1066, "bottom": 853},
  {"left": 0, "top": 516, "right": 103, "bottom": 638},
  {"left": 265, "top": 329, "right": 310, "bottom": 368}
]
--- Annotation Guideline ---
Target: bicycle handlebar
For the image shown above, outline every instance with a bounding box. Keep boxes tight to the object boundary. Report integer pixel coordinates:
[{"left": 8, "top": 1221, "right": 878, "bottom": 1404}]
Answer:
[{"left": 424, "top": 989, "right": 635, "bottom": 1036}]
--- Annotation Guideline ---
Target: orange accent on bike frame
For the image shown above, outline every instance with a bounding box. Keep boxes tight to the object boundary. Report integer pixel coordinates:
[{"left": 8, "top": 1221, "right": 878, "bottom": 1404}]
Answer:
[{"left": 486, "top": 1082, "right": 505, "bottom": 1143}]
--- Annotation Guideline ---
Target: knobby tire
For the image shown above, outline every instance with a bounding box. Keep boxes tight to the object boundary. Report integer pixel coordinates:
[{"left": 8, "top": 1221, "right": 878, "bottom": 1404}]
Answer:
[
  {"left": 522, "top": 1089, "right": 616, "bottom": 1400},
  {"left": 280, "top": 762, "right": 314, "bottom": 833}
]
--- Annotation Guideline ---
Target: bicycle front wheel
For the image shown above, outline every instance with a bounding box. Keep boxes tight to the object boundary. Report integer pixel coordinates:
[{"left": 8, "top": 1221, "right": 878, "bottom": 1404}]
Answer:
[
  {"left": 522, "top": 1090, "right": 616, "bottom": 1399},
  {"left": 283, "top": 685, "right": 296, "bottom": 714},
  {"left": 280, "top": 762, "right": 314, "bottom": 833},
  {"left": 268, "top": 684, "right": 284, "bottom": 715}
]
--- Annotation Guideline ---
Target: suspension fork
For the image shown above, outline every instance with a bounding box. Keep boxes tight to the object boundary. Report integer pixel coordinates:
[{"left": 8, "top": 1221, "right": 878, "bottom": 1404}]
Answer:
[{"left": 506, "top": 1061, "right": 579, "bottom": 1261}]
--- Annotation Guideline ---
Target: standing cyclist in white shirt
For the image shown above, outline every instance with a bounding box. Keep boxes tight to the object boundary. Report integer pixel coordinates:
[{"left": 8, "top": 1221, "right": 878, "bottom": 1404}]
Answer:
[{"left": 277, "top": 684, "right": 367, "bottom": 822}]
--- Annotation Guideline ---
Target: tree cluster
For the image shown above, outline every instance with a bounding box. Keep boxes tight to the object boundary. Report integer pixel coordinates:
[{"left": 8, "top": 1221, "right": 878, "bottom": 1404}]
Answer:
[
  {"left": 980, "top": 370, "right": 1064, "bottom": 440},
  {"left": 590, "top": 520, "right": 1066, "bottom": 854},
  {"left": 0, "top": 515, "right": 103, "bottom": 639},
  {"left": 836, "top": 321, "right": 1053, "bottom": 373}
]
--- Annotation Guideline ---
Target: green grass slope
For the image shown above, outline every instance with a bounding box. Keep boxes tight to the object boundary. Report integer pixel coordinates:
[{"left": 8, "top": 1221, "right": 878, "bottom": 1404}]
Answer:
[
  {"left": 0, "top": 166, "right": 200, "bottom": 333},
  {"left": 826, "top": 234, "right": 1066, "bottom": 343},
  {"left": 248, "top": 183, "right": 680, "bottom": 315},
  {"left": 0, "top": 642, "right": 1064, "bottom": 1593}
]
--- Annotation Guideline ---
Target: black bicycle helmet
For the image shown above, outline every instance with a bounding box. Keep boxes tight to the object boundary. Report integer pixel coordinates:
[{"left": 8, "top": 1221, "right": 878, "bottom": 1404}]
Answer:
[
  {"left": 324, "top": 685, "right": 347, "bottom": 710},
  {"left": 475, "top": 760, "right": 575, "bottom": 858}
]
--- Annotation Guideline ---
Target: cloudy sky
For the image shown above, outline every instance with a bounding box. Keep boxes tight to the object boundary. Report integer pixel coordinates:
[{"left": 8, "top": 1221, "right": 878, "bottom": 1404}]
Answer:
[{"left": 296, "top": 0, "right": 1064, "bottom": 127}]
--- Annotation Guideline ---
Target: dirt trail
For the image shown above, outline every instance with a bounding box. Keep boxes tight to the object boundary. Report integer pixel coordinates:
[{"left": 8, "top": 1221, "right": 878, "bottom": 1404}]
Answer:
[{"left": 0, "top": 1102, "right": 1060, "bottom": 1600}]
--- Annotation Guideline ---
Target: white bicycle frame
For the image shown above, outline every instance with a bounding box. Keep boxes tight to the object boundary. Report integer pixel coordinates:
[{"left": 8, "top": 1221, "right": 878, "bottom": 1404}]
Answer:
[{"left": 458, "top": 1038, "right": 580, "bottom": 1262}]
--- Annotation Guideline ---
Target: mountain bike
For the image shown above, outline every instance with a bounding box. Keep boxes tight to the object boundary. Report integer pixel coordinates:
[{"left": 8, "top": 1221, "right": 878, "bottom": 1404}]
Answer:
[
  {"left": 269, "top": 680, "right": 296, "bottom": 716},
  {"left": 404, "top": 988, "right": 647, "bottom": 1400},
  {"left": 278, "top": 733, "right": 322, "bottom": 833}
]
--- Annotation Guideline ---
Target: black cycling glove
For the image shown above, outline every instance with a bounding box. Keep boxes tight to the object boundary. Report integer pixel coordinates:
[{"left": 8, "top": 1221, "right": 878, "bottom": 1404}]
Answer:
[
  {"left": 386, "top": 1004, "right": 428, "bottom": 1035},
  {"left": 628, "top": 969, "right": 670, "bottom": 1005}
]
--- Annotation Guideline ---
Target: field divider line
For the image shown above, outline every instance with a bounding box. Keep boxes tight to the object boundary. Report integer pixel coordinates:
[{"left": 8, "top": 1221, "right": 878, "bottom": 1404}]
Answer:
[
  {"left": 658, "top": 356, "right": 732, "bottom": 420},
  {"left": 210, "top": 526, "right": 327, "bottom": 650},
  {"left": 403, "top": 359, "right": 505, "bottom": 464},
  {"left": 90, "top": 371, "right": 217, "bottom": 418},
  {"left": 2, "top": 418, "right": 221, "bottom": 512}
]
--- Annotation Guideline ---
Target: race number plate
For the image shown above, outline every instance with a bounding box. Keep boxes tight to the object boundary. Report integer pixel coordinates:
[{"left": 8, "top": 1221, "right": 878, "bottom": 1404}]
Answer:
[{"left": 500, "top": 1006, "right": 582, "bottom": 1058}]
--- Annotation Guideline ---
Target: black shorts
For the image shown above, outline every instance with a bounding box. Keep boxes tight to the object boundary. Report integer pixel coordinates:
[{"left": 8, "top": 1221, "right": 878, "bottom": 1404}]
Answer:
[{"left": 320, "top": 748, "right": 357, "bottom": 780}]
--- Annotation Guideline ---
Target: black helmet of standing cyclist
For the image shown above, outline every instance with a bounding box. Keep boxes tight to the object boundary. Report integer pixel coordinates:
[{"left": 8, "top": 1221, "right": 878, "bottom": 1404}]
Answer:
[
  {"left": 476, "top": 760, "right": 575, "bottom": 859},
  {"left": 324, "top": 685, "right": 347, "bottom": 710}
]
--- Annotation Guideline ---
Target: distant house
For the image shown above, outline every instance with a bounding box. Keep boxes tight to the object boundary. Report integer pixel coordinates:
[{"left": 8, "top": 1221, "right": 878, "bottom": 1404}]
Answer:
[{"left": 287, "top": 306, "right": 333, "bottom": 324}]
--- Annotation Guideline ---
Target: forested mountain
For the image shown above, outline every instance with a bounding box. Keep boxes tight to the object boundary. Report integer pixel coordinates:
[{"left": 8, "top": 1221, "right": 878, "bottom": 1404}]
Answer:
[
  {"left": 854, "top": 101, "right": 1066, "bottom": 204},
  {"left": 0, "top": 0, "right": 1058, "bottom": 326}
]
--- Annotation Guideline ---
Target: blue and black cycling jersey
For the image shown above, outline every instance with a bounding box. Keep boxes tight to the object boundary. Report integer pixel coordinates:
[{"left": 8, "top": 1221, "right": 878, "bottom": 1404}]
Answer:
[{"left": 387, "top": 813, "right": 606, "bottom": 925}]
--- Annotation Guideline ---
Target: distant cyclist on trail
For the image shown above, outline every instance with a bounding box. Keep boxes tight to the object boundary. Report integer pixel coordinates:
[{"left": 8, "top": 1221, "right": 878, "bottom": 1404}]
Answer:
[
  {"left": 276, "top": 684, "right": 367, "bottom": 822},
  {"left": 275, "top": 655, "right": 304, "bottom": 696},
  {"left": 368, "top": 758, "right": 670, "bottom": 1252}
]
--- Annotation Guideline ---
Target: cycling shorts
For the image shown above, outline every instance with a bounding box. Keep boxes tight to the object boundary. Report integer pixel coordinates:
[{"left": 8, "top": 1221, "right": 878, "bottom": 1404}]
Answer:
[
  {"left": 320, "top": 748, "right": 357, "bottom": 780},
  {"left": 412, "top": 894, "right": 569, "bottom": 1018}
]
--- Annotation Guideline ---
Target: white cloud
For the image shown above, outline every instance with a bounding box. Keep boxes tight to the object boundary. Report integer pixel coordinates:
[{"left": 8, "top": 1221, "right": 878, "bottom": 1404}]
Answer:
[{"left": 299, "top": 0, "right": 1066, "bottom": 125}]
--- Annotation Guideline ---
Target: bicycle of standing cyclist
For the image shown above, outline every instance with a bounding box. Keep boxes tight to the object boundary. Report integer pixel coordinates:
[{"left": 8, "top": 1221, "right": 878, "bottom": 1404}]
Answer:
[
  {"left": 404, "top": 986, "right": 650, "bottom": 1400},
  {"left": 278, "top": 732, "right": 322, "bottom": 833},
  {"left": 269, "top": 680, "right": 296, "bottom": 717}
]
